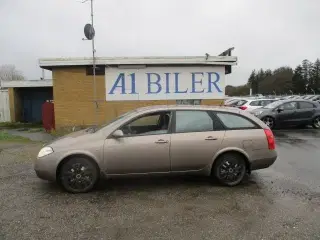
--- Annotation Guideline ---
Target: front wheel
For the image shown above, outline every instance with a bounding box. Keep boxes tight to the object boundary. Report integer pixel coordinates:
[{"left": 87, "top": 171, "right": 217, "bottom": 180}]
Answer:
[
  {"left": 59, "top": 157, "right": 99, "bottom": 193},
  {"left": 212, "top": 153, "right": 246, "bottom": 186},
  {"left": 312, "top": 116, "right": 320, "bottom": 129},
  {"left": 262, "top": 116, "right": 275, "bottom": 129}
]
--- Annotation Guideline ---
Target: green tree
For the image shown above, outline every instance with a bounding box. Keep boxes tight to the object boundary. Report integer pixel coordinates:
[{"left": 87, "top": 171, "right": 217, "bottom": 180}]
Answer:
[
  {"left": 292, "top": 65, "right": 304, "bottom": 94},
  {"left": 310, "top": 59, "right": 320, "bottom": 93}
]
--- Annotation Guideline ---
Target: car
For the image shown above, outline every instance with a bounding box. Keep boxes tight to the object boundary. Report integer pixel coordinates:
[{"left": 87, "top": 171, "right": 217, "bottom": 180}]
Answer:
[
  {"left": 34, "top": 105, "right": 277, "bottom": 193},
  {"left": 251, "top": 100, "right": 320, "bottom": 129},
  {"left": 309, "top": 95, "right": 320, "bottom": 102},
  {"left": 234, "top": 98, "right": 278, "bottom": 112}
]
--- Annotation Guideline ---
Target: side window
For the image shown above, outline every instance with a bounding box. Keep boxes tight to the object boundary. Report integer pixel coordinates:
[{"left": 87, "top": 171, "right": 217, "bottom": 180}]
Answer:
[
  {"left": 281, "top": 102, "right": 298, "bottom": 110},
  {"left": 299, "top": 101, "right": 315, "bottom": 109},
  {"left": 216, "top": 113, "right": 257, "bottom": 129},
  {"left": 175, "top": 111, "right": 213, "bottom": 133},
  {"left": 120, "top": 111, "right": 171, "bottom": 136}
]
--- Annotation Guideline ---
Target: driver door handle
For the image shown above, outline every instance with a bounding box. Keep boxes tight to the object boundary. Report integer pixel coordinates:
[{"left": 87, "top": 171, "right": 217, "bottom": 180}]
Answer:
[
  {"left": 155, "top": 139, "right": 169, "bottom": 144},
  {"left": 205, "top": 136, "right": 218, "bottom": 140}
]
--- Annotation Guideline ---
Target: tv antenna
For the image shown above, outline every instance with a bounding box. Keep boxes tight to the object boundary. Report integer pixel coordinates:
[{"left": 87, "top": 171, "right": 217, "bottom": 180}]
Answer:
[{"left": 82, "top": 0, "right": 98, "bottom": 126}]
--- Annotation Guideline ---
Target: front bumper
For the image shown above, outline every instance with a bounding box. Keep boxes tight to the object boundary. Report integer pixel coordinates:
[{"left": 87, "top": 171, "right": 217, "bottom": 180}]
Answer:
[{"left": 34, "top": 155, "right": 58, "bottom": 182}]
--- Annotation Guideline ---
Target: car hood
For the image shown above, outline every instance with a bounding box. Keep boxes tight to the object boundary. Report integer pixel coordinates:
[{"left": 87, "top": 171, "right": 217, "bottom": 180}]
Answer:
[
  {"left": 251, "top": 107, "right": 272, "bottom": 114},
  {"left": 46, "top": 128, "right": 98, "bottom": 147}
]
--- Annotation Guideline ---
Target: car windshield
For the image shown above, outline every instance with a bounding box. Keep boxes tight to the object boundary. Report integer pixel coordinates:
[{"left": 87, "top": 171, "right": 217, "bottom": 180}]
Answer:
[
  {"left": 263, "top": 100, "right": 283, "bottom": 109},
  {"left": 95, "top": 109, "right": 137, "bottom": 131}
]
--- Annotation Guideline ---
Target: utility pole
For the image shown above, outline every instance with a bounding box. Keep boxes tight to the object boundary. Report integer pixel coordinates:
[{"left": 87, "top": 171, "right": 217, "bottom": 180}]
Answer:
[{"left": 82, "top": 0, "right": 98, "bottom": 126}]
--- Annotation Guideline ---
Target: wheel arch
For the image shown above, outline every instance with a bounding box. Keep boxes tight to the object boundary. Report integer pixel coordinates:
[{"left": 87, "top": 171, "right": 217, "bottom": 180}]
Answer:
[
  {"left": 210, "top": 148, "right": 251, "bottom": 175},
  {"left": 56, "top": 153, "right": 101, "bottom": 181}
]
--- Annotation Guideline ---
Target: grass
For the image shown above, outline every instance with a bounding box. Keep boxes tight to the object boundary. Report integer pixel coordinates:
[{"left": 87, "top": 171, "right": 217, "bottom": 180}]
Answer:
[
  {"left": 0, "top": 130, "right": 31, "bottom": 142},
  {"left": 0, "top": 122, "right": 42, "bottom": 129}
]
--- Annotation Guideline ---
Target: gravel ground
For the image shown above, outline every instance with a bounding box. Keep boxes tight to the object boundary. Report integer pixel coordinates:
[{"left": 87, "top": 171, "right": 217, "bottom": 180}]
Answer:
[{"left": 0, "top": 129, "right": 320, "bottom": 240}]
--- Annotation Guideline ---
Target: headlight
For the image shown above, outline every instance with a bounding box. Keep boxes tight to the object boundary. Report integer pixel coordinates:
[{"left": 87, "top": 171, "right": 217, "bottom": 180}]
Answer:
[
  {"left": 253, "top": 110, "right": 263, "bottom": 116},
  {"left": 37, "top": 147, "right": 54, "bottom": 158}
]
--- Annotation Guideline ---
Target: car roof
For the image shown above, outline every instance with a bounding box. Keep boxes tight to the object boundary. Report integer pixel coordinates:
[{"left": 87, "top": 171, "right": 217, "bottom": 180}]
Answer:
[{"left": 135, "top": 104, "right": 241, "bottom": 114}]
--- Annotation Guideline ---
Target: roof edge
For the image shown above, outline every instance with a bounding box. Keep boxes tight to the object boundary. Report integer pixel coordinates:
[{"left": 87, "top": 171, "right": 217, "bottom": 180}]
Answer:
[{"left": 39, "top": 56, "right": 237, "bottom": 69}]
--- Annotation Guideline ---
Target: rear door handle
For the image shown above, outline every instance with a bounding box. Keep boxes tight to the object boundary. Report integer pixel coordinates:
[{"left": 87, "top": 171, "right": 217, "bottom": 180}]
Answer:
[
  {"left": 155, "top": 139, "right": 169, "bottom": 144},
  {"left": 205, "top": 136, "right": 218, "bottom": 140}
]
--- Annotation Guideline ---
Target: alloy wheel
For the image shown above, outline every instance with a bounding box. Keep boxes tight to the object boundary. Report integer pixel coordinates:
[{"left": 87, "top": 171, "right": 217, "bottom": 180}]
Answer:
[
  {"left": 262, "top": 117, "right": 274, "bottom": 129},
  {"left": 313, "top": 117, "right": 320, "bottom": 129},
  {"left": 60, "top": 158, "right": 98, "bottom": 193}
]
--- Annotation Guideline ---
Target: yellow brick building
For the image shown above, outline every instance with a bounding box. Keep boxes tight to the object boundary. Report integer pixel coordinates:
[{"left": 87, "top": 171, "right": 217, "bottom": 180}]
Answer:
[{"left": 8, "top": 56, "right": 237, "bottom": 128}]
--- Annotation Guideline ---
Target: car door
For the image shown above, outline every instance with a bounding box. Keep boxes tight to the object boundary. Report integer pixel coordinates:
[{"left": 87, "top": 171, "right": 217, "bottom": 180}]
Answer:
[
  {"left": 104, "top": 111, "right": 172, "bottom": 174},
  {"left": 276, "top": 101, "right": 298, "bottom": 124},
  {"left": 170, "top": 110, "right": 225, "bottom": 171},
  {"left": 295, "top": 101, "right": 316, "bottom": 123}
]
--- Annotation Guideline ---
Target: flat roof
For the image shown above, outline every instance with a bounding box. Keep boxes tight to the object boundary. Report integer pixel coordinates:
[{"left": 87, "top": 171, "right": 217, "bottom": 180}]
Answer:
[
  {"left": 39, "top": 56, "right": 237, "bottom": 70},
  {"left": 0, "top": 79, "right": 53, "bottom": 88}
]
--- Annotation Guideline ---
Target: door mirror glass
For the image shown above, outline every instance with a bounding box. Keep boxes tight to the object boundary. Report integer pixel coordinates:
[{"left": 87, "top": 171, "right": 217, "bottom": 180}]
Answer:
[
  {"left": 277, "top": 107, "right": 284, "bottom": 113},
  {"left": 112, "top": 130, "right": 124, "bottom": 138}
]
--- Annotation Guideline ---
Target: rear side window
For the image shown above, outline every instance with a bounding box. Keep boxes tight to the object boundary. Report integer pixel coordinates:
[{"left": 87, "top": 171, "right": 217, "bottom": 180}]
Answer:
[
  {"left": 299, "top": 101, "right": 315, "bottom": 109},
  {"left": 216, "top": 113, "right": 258, "bottom": 129},
  {"left": 175, "top": 111, "right": 213, "bottom": 133}
]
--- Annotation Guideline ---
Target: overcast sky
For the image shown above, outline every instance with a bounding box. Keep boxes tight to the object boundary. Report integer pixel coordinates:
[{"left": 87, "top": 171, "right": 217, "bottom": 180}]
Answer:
[{"left": 1, "top": 0, "right": 319, "bottom": 86}]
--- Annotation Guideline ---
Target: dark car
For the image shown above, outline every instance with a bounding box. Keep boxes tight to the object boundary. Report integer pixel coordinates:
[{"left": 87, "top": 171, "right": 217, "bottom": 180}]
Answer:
[{"left": 251, "top": 100, "right": 320, "bottom": 129}]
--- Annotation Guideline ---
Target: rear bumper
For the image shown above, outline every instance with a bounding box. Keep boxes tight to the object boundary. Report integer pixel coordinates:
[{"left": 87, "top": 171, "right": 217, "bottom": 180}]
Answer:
[{"left": 250, "top": 156, "right": 277, "bottom": 170}]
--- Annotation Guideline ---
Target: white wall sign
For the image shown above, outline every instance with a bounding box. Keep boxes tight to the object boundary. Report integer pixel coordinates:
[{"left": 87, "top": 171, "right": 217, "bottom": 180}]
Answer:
[{"left": 105, "top": 66, "right": 225, "bottom": 101}]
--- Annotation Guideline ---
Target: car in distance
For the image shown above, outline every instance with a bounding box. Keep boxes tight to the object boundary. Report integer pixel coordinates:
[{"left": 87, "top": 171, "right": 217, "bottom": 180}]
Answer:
[
  {"left": 234, "top": 98, "right": 278, "bottom": 112},
  {"left": 251, "top": 100, "right": 320, "bottom": 129},
  {"left": 34, "top": 105, "right": 277, "bottom": 193}
]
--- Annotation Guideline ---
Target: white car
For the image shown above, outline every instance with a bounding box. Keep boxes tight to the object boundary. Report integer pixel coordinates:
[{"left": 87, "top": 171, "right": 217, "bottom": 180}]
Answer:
[{"left": 233, "top": 99, "right": 278, "bottom": 112}]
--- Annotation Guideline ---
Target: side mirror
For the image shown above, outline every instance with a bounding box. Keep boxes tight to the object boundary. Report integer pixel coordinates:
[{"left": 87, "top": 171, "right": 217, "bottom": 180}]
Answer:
[
  {"left": 277, "top": 108, "right": 284, "bottom": 113},
  {"left": 112, "top": 130, "right": 124, "bottom": 138}
]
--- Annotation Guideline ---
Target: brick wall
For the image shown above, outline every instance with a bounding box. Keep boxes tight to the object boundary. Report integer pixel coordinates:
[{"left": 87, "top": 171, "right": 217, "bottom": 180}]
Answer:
[{"left": 52, "top": 67, "right": 223, "bottom": 128}]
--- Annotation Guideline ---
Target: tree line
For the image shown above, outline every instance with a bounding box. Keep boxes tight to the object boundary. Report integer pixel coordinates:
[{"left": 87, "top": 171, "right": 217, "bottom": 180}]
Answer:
[{"left": 226, "top": 58, "right": 320, "bottom": 96}]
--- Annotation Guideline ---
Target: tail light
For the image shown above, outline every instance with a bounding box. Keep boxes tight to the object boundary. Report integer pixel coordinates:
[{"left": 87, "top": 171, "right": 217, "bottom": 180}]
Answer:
[
  {"left": 264, "top": 129, "right": 275, "bottom": 150},
  {"left": 239, "top": 106, "right": 247, "bottom": 110}
]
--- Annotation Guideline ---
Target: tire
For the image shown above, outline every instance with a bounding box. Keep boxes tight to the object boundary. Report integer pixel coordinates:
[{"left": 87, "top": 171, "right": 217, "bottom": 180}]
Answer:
[
  {"left": 212, "top": 153, "right": 246, "bottom": 186},
  {"left": 58, "top": 156, "right": 99, "bottom": 193},
  {"left": 312, "top": 116, "right": 320, "bottom": 129},
  {"left": 261, "top": 116, "right": 275, "bottom": 129}
]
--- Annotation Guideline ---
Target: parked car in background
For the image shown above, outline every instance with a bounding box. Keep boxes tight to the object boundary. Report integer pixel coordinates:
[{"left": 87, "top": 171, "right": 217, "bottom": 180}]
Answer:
[
  {"left": 309, "top": 95, "right": 320, "bottom": 102},
  {"left": 34, "top": 105, "right": 277, "bottom": 193},
  {"left": 235, "top": 99, "right": 278, "bottom": 112},
  {"left": 251, "top": 100, "right": 320, "bottom": 129}
]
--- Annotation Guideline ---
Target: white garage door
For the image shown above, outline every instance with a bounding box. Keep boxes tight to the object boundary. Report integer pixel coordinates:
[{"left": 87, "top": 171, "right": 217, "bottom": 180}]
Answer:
[{"left": 0, "top": 90, "right": 11, "bottom": 122}]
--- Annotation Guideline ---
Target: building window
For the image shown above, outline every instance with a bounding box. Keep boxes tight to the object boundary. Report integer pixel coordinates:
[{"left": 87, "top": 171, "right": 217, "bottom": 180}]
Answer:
[
  {"left": 176, "top": 100, "right": 202, "bottom": 105},
  {"left": 86, "top": 65, "right": 105, "bottom": 76}
]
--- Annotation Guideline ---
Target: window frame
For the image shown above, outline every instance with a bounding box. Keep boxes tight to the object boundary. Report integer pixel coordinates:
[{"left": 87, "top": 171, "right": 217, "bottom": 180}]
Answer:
[
  {"left": 111, "top": 110, "right": 173, "bottom": 138},
  {"left": 213, "top": 111, "right": 261, "bottom": 130},
  {"left": 278, "top": 101, "right": 298, "bottom": 111},
  {"left": 171, "top": 110, "right": 224, "bottom": 134}
]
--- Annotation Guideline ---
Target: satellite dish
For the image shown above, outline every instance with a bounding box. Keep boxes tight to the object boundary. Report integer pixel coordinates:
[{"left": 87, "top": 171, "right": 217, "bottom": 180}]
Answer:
[{"left": 84, "top": 23, "right": 95, "bottom": 40}]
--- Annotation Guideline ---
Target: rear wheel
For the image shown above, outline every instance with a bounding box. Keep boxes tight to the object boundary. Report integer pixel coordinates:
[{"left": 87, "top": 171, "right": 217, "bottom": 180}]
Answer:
[
  {"left": 58, "top": 156, "right": 99, "bottom": 193},
  {"left": 212, "top": 153, "right": 246, "bottom": 186},
  {"left": 262, "top": 116, "right": 275, "bottom": 129},
  {"left": 312, "top": 116, "right": 320, "bottom": 129}
]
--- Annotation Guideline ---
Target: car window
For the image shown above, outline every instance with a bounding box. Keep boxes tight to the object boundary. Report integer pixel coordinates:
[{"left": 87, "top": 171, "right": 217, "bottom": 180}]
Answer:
[
  {"left": 121, "top": 111, "right": 171, "bottom": 136},
  {"left": 175, "top": 111, "right": 213, "bottom": 133},
  {"left": 299, "top": 101, "right": 315, "bottom": 109},
  {"left": 280, "top": 102, "right": 298, "bottom": 110},
  {"left": 249, "top": 101, "right": 260, "bottom": 106},
  {"left": 216, "top": 113, "right": 257, "bottom": 129},
  {"left": 129, "top": 115, "right": 160, "bottom": 126}
]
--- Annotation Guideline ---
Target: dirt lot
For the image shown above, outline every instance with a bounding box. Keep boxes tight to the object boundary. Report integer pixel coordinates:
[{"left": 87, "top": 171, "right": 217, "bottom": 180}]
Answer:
[{"left": 0, "top": 129, "right": 319, "bottom": 240}]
